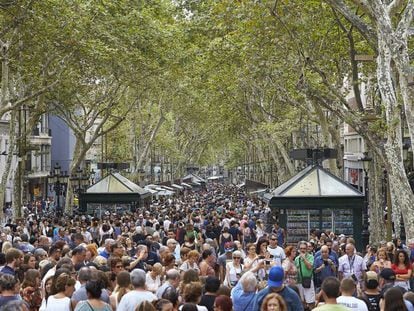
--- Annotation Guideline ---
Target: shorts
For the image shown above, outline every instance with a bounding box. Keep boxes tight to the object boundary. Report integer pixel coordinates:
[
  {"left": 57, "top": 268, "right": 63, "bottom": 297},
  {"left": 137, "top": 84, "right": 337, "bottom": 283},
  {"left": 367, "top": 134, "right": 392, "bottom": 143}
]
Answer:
[{"left": 298, "top": 279, "right": 316, "bottom": 304}]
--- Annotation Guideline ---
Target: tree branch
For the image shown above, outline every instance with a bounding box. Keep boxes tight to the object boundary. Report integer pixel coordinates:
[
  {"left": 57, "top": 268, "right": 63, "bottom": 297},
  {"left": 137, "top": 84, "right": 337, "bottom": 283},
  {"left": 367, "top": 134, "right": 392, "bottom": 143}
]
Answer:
[
  {"left": 396, "top": 0, "right": 414, "bottom": 37},
  {"left": 388, "top": 0, "right": 405, "bottom": 16},
  {"left": 325, "top": 0, "right": 378, "bottom": 51}
]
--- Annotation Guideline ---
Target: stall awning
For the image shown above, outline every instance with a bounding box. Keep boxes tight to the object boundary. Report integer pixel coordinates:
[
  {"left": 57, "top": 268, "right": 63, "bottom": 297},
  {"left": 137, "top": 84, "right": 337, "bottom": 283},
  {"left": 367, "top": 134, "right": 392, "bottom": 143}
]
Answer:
[
  {"left": 171, "top": 184, "right": 184, "bottom": 190},
  {"left": 181, "top": 182, "right": 193, "bottom": 189},
  {"left": 144, "top": 187, "right": 158, "bottom": 194},
  {"left": 157, "top": 190, "right": 175, "bottom": 196},
  {"left": 182, "top": 173, "right": 206, "bottom": 184},
  {"left": 207, "top": 175, "right": 223, "bottom": 180},
  {"left": 161, "top": 186, "right": 175, "bottom": 191}
]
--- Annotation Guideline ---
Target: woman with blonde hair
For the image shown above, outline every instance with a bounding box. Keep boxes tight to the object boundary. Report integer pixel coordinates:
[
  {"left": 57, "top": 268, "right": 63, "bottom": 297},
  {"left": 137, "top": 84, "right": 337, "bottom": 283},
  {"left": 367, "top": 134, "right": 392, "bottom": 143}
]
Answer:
[
  {"left": 261, "top": 293, "right": 288, "bottom": 311},
  {"left": 370, "top": 247, "right": 392, "bottom": 273},
  {"left": 1, "top": 240, "right": 12, "bottom": 253},
  {"left": 146, "top": 263, "right": 163, "bottom": 293}
]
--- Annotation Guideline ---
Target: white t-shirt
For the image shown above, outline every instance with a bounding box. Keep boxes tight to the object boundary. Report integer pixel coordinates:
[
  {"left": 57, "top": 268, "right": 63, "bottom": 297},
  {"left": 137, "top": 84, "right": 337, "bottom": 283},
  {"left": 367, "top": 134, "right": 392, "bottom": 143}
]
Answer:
[
  {"left": 117, "top": 290, "right": 157, "bottom": 311},
  {"left": 267, "top": 246, "right": 286, "bottom": 266},
  {"left": 337, "top": 296, "right": 368, "bottom": 311},
  {"left": 45, "top": 296, "right": 71, "bottom": 311},
  {"left": 179, "top": 305, "right": 208, "bottom": 311},
  {"left": 145, "top": 272, "right": 161, "bottom": 293}
]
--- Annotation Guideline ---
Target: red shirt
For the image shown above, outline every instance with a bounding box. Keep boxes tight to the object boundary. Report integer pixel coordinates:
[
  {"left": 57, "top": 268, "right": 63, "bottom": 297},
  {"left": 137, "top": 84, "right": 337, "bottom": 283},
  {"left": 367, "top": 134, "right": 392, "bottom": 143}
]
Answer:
[{"left": 391, "top": 263, "right": 410, "bottom": 274}]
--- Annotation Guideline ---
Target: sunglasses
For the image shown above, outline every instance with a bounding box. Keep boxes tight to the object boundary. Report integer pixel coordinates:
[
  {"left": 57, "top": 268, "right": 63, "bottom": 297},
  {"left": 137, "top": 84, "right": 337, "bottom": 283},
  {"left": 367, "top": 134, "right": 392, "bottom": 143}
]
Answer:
[{"left": 233, "top": 257, "right": 241, "bottom": 259}]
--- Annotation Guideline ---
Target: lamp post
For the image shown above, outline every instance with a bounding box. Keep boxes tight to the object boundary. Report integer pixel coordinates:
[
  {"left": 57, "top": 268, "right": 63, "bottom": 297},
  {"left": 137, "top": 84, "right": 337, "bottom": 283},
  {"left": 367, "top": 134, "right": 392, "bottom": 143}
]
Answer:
[
  {"left": 70, "top": 167, "right": 90, "bottom": 195},
  {"left": 47, "top": 163, "right": 68, "bottom": 214},
  {"left": 361, "top": 152, "right": 372, "bottom": 249}
]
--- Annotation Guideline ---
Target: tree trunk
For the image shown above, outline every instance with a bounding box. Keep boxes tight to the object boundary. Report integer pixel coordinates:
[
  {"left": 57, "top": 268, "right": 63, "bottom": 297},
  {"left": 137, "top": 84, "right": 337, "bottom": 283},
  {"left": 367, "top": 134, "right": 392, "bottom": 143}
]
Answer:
[
  {"left": 0, "top": 111, "right": 16, "bottom": 222},
  {"left": 273, "top": 136, "right": 295, "bottom": 177},
  {"left": 377, "top": 34, "right": 414, "bottom": 241},
  {"left": 369, "top": 153, "right": 387, "bottom": 243},
  {"left": 311, "top": 100, "right": 338, "bottom": 175},
  {"left": 135, "top": 115, "right": 165, "bottom": 173}
]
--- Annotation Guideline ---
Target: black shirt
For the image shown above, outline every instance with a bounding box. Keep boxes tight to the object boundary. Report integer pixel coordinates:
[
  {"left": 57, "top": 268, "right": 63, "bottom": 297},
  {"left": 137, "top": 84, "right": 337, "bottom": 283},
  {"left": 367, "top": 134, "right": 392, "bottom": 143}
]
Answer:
[{"left": 199, "top": 294, "right": 216, "bottom": 311}]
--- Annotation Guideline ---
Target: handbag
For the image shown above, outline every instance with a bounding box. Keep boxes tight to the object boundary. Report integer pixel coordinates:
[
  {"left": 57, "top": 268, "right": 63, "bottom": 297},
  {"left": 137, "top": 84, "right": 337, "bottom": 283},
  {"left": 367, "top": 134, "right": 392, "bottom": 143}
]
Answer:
[{"left": 299, "top": 258, "right": 312, "bottom": 289}]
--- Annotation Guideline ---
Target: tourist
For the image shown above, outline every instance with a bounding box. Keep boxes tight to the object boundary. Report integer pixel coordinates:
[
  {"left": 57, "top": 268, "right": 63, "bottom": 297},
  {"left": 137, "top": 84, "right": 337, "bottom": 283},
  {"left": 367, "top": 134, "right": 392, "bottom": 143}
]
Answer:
[
  {"left": 391, "top": 249, "right": 412, "bottom": 290},
  {"left": 338, "top": 243, "right": 366, "bottom": 286},
  {"left": 370, "top": 248, "right": 392, "bottom": 273},
  {"left": 74, "top": 279, "right": 112, "bottom": 311},
  {"left": 45, "top": 273, "right": 76, "bottom": 311},
  {"left": 110, "top": 271, "right": 132, "bottom": 309},
  {"left": 197, "top": 276, "right": 219, "bottom": 311},
  {"left": 117, "top": 269, "right": 157, "bottom": 311},
  {"left": 313, "top": 277, "right": 349, "bottom": 310},
  {"left": 252, "top": 266, "right": 303, "bottom": 311},
  {"left": 295, "top": 241, "right": 315, "bottom": 309},
  {"left": 337, "top": 278, "right": 368, "bottom": 310},
  {"left": 179, "top": 282, "right": 207, "bottom": 311},
  {"left": 224, "top": 251, "right": 243, "bottom": 288},
  {"left": 213, "top": 295, "right": 233, "bottom": 311},
  {"left": 267, "top": 233, "right": 285, "bottom": 267},
  {"left": 281, "top": 246, "right": 297, "bottom": 286},
  {"left": 156, "top": 269, "right": 181, "bottom": 299},
  {"left": 261, "top": 293, "right": 287, "bottom": 311},
  {"left": 313, "top": 245, "right": 336, "bottom": 290},
  {"left": 231, "top": 271, "right": 257, "bottom": 311}
]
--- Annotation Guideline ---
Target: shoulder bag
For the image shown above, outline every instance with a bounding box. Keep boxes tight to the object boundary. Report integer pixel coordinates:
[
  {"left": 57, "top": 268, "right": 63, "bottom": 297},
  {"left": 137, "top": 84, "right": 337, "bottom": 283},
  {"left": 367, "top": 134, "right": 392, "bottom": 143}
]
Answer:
[{"left": 299, "top": 258, "right": 312, "bottom": 288}]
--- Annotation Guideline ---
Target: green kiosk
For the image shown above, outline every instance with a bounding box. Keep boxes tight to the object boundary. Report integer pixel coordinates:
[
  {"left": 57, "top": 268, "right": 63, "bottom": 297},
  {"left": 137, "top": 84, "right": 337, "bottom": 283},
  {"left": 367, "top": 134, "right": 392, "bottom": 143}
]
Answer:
[
  {"left": 263, "top": 165, "right": 365, "bottom": 251},
  {"left": 79, "top": 173, "right": 151, "bottom": 216}
]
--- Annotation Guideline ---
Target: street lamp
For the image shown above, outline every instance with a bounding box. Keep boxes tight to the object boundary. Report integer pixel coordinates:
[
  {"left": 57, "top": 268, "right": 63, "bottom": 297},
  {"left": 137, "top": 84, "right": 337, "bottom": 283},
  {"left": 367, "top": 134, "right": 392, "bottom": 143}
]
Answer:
[
  {"left": 47, "top": 163, "right": 68, "bottom": 214},
  {"left": 69, "top": 167, "right": 96, "bottom": 212},
  {"left": 70, "top": 167, "right": 90, "bottom": 195},
  {"left": 361, "top": 151, "right": 372, "bottom": 249}
]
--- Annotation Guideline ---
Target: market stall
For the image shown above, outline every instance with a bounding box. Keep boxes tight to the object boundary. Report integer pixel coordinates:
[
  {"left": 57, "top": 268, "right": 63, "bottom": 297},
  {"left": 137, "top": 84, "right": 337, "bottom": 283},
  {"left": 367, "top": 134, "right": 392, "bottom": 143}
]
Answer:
[
  {"left": 263, "top": 165, "right": 365, "bottom": 251},
  {"left": 79, "top": 173, "right": 150, "bottom": 216}
]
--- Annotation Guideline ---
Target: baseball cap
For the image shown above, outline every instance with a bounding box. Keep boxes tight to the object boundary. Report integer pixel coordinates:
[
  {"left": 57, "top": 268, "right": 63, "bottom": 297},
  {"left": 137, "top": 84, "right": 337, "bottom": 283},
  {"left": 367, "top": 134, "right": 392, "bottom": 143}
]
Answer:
[
  {"left": 366, "top": 271, "right": 378, "bottom": 282},
  {"left": 268, "top": 266, "right": 284, "bottom": 288},
  {"left": 366, "top": 271, "right": 379, "bottom": 288},
  {"left": 224, "top": 242, "right": 235, "bottom": 252},
  {"left": 380, "top": 268, "right": 396, "bottom": 281}
]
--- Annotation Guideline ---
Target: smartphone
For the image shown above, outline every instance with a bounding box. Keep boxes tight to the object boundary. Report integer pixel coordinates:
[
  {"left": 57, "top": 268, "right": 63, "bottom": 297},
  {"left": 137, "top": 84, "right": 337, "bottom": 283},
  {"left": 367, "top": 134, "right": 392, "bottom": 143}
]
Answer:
[{"left": 351, "top": 274, "right": 357, "bottom": 282}]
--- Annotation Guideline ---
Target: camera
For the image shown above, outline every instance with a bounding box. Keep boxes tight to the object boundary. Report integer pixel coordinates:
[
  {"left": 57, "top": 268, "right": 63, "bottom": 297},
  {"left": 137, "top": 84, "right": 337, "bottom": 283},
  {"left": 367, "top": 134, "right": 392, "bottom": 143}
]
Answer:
[
  {"left": 351, "top": 274, "right": 358, "bottom": 282},
  {"left": 258, "top": 255, "right": 265, "bottom": 260},
  {"left": 265, "top": 260, "right": 271, "bottom": 265},
  {"left": 323, "top": 260, "right": 329, "bottom": 266}
]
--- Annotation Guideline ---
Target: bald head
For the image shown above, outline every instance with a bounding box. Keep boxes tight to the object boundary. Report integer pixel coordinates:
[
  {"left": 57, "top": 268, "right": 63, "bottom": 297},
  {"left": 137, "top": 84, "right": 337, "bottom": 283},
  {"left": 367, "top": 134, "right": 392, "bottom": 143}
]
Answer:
[{"left": 320, "top": 245, "right": 329, "bottom": 258}]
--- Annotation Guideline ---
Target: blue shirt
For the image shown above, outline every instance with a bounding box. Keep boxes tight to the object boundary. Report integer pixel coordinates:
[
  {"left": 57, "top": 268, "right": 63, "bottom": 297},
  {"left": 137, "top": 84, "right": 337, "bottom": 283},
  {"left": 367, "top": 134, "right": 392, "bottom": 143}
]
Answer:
[
  {"left": 252, "top": 286, "right": 303, "bottom": 311},
  {"left": 314, "top": 249, "right": 339, "bottom": 266},
  {"left": 313, "top": 257, "right": 336, "bottom": 284},
  {"left": 99, "top": 249, "right": 110, "bottom": 259},
  {"left": 0, "top": 265, "right": 15, "bottom": 276},
  {"left": 231, "top": 280, "right": 255, "bottom": 311}
]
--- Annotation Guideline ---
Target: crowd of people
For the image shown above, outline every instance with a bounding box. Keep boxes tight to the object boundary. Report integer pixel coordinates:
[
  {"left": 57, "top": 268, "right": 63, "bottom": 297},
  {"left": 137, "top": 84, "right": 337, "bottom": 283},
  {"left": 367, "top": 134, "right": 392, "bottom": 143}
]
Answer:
[{"left": 0, "top": 183, "right": 413, "bottom": 311}]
